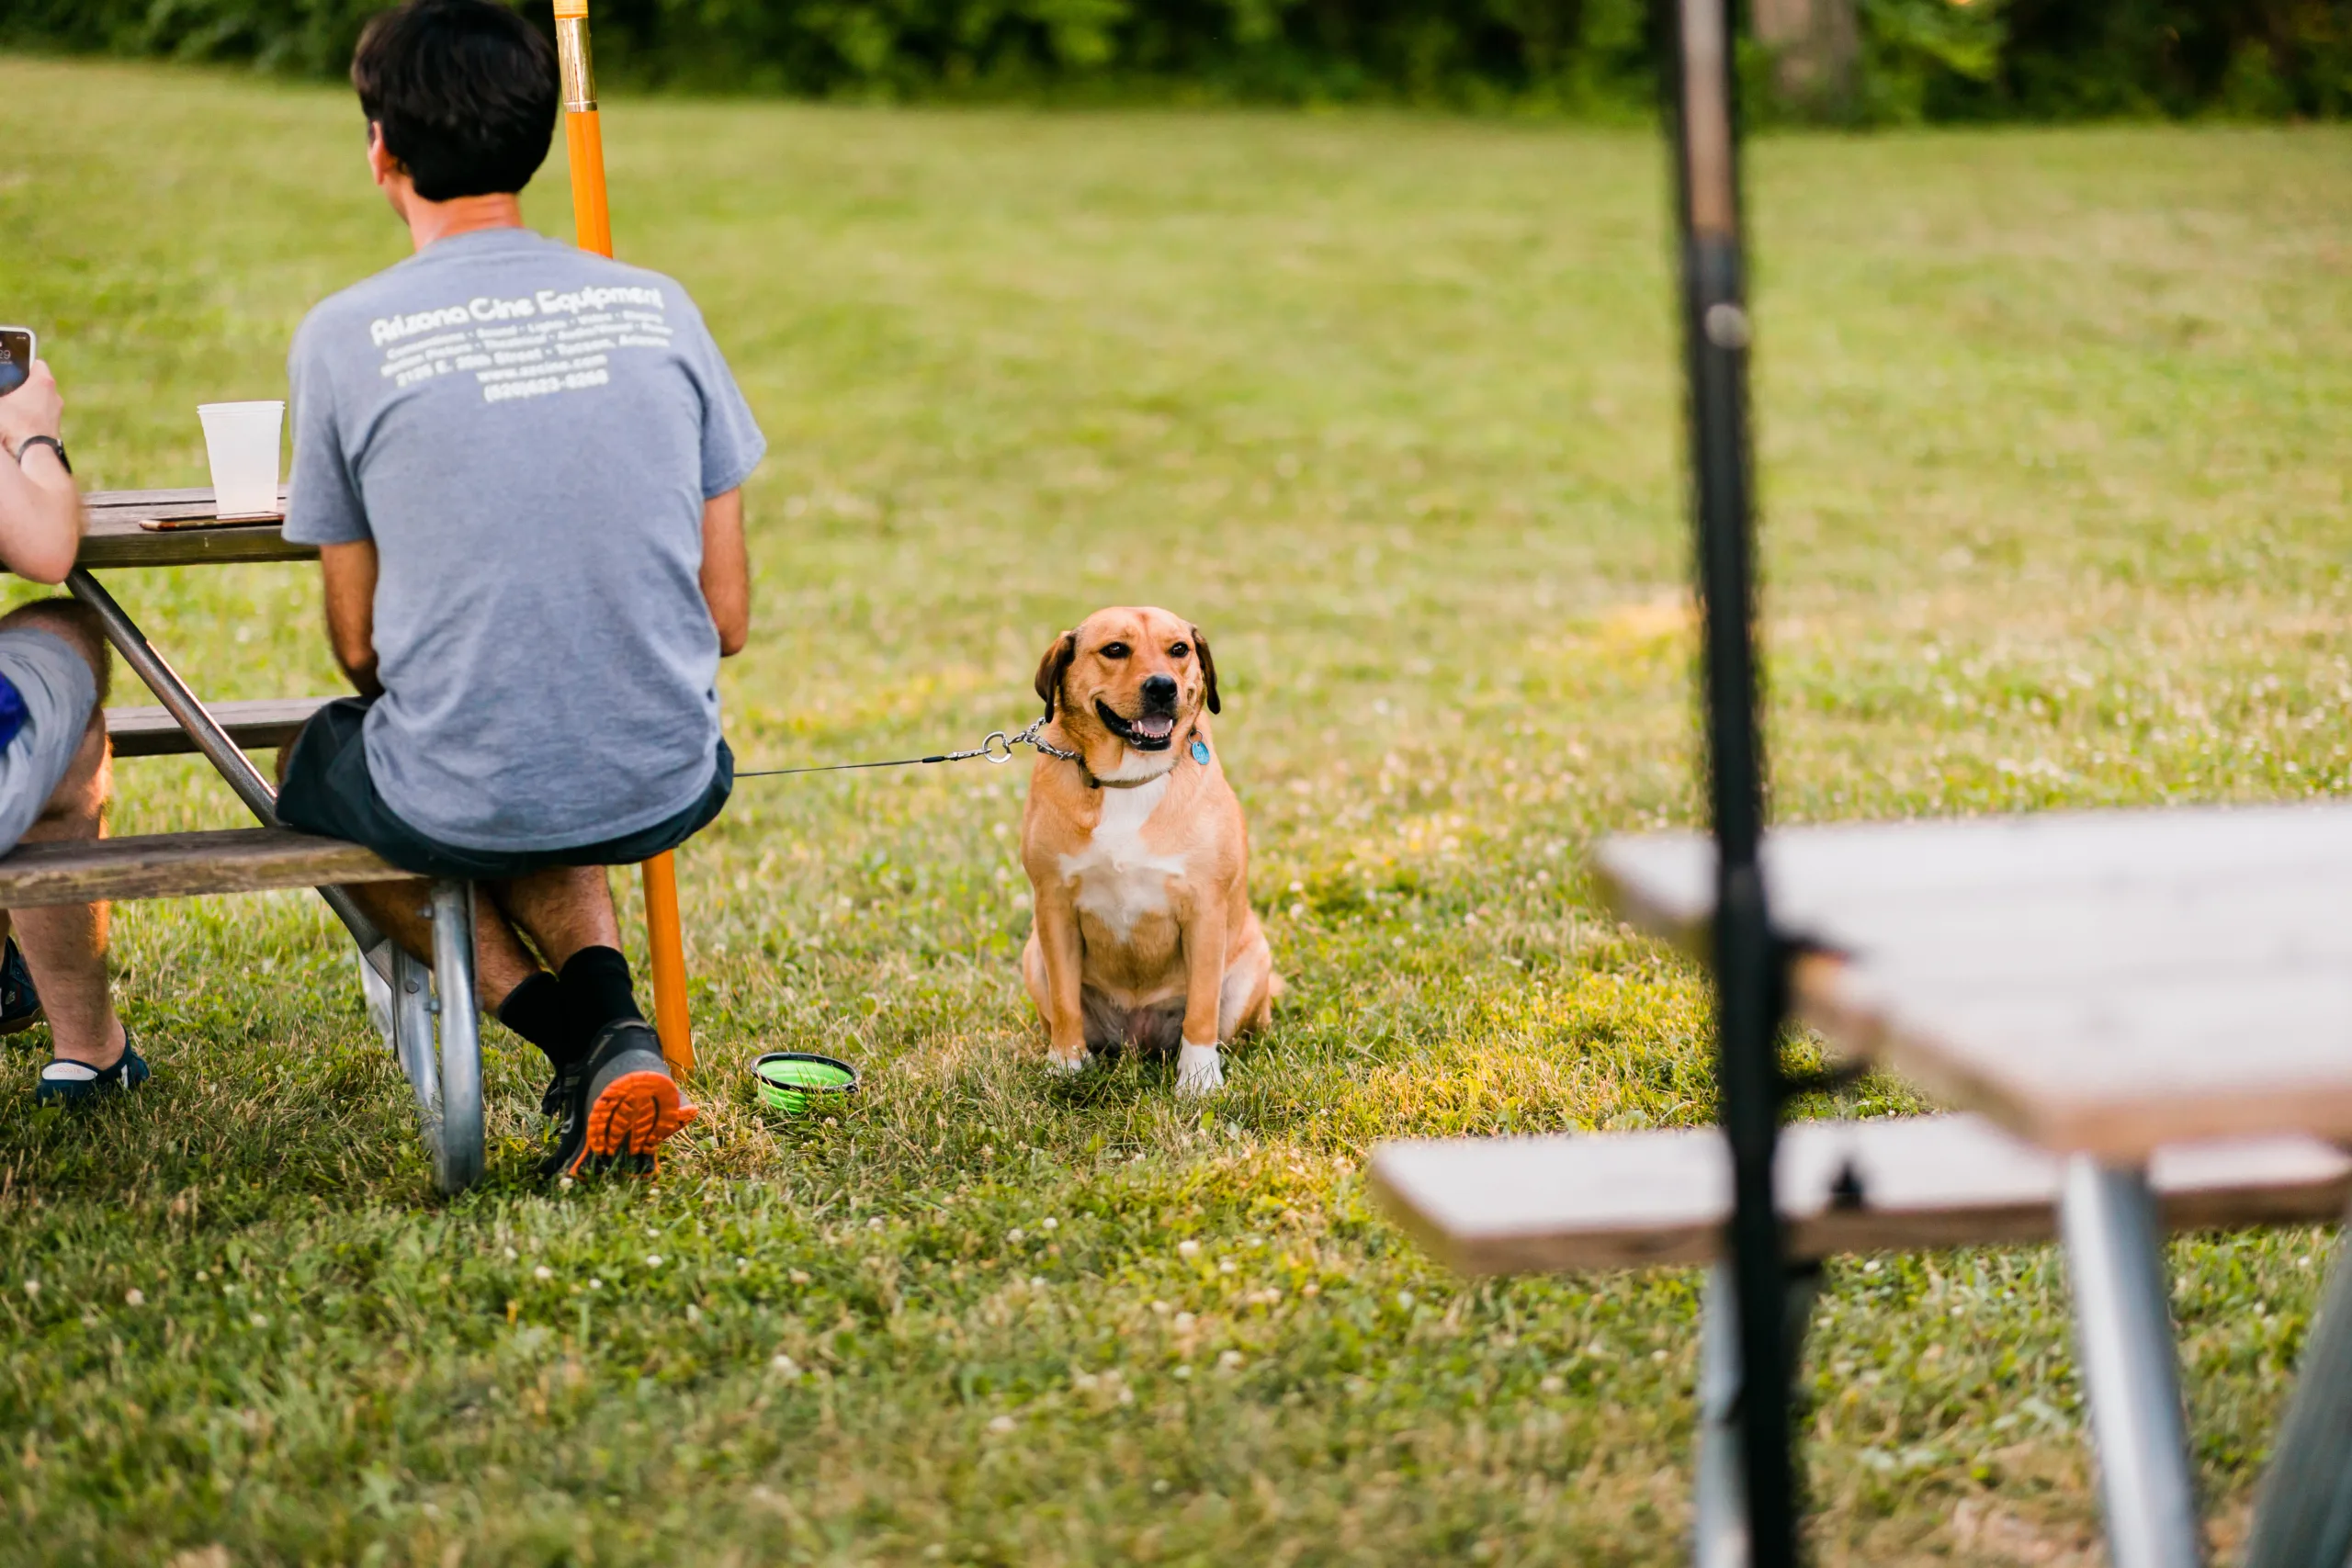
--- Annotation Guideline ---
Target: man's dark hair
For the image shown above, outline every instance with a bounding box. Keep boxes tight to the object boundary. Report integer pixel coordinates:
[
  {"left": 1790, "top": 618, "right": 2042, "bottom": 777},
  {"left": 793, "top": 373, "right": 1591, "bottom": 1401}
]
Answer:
[{"left": 352, "top": 0, "right": 558, "bottom": 203}]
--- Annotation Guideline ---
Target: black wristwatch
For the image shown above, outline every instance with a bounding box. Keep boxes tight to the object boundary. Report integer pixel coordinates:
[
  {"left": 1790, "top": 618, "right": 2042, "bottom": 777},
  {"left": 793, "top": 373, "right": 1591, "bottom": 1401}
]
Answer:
[{"left": 8, "top": 435, "right": 70, "bottom": 473}]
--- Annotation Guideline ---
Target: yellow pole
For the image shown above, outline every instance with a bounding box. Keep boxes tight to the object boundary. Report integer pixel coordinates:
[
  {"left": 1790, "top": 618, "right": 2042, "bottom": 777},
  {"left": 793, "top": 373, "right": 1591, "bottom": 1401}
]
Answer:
[{"left": 552, "top": 0, "right": 695, "bottom": 1076}]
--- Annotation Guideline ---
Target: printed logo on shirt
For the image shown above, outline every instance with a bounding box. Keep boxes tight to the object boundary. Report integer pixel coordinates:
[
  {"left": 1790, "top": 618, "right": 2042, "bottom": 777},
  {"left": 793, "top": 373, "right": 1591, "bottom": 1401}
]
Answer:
[{"left": 367, "top": 284, "right": 675, "bottom": 406}]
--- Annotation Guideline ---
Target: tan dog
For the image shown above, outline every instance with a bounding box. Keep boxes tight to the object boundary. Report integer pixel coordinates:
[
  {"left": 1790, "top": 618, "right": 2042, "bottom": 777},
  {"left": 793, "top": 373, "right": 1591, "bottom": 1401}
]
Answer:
[{"left": 1019, "top": 607, "right": 1277, "bottom": 1096}]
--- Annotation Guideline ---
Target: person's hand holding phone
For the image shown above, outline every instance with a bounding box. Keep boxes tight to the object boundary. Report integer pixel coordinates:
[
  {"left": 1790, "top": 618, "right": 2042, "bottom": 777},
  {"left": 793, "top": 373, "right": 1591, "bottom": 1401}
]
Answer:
[
  {"left": 0, "top": 359, "right": 63, "bottom": 451},
  {"left": 0, "top": 345, "right": 83, "bottom": 585}
]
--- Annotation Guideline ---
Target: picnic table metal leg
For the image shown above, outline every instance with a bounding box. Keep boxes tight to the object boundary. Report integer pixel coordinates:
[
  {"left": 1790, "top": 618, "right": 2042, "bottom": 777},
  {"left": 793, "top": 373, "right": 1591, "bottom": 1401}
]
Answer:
[
  {"left": 2059, "top": 1156, "right": 2205, "bottom": 1568},
  {"left": 1695, "top": 1263, "right": 1749, "bottom": 1568},
  {"left": 2243, "top": 1215, "right": 2352, "bottom": 1568},
  {"left": 426, "top": 880, "right": 484, "bottom": 1194},
  {"left": 1692, "top": 1261, "right": 1822, "bottom": 1568},
  {"left": 390, "top": 944, "right": 438, "bottom": 1119},
  {"left": 65, "top": 568, "right": 392, "bottom": 976}
]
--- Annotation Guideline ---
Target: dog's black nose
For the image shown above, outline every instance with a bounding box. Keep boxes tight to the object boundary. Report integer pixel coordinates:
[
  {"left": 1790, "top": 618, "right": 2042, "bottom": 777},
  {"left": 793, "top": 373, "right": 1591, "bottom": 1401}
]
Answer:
[{"left": 1142, "top": 674, "right": 1179, "bottom": 707}]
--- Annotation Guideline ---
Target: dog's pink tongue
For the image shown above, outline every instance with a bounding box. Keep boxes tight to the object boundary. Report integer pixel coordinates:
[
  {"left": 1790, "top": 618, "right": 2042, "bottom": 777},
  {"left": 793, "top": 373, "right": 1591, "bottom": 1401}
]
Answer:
[{"left": 1135, "top": 715, "right": 1174, "bottom": 739}]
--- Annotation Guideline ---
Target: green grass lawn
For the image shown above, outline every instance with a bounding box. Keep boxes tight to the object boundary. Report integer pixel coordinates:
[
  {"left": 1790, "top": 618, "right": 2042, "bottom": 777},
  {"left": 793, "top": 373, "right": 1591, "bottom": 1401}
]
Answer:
[{"left": 1, "top": 54, "right": 2347, "bottom": 1565}]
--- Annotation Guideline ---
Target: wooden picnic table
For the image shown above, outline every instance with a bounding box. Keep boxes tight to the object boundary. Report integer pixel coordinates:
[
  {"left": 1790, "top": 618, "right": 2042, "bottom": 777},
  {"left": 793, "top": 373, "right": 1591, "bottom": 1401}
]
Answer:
[
  {"left": 1597, "top": 804, "right": 2352, "bottom": 1568},
  {"left": 0, "top": 487, "right": 491, "bottom": 1190},
  {"left": 74, "top": 487, "right": 314, "bottom": 570}
]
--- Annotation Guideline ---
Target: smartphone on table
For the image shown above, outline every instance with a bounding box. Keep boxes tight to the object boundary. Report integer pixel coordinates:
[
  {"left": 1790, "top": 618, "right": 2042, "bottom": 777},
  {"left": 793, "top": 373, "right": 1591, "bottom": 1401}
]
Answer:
[{"left": 0, "top": 327, "right": 33, "bottom": 398}]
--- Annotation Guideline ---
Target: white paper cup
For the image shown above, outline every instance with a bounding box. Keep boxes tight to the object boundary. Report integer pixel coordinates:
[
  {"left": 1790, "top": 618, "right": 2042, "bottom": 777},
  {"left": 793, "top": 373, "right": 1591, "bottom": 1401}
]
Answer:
[{"left": 198, "top": 400, "right": 286, "bottom": 520}]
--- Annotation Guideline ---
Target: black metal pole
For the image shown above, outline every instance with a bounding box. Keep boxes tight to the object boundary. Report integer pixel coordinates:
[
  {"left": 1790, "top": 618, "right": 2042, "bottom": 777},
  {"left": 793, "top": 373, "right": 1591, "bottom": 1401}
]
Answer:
[{"left": 1657, "top": 0, "right": 1799, "bottom": 1562}]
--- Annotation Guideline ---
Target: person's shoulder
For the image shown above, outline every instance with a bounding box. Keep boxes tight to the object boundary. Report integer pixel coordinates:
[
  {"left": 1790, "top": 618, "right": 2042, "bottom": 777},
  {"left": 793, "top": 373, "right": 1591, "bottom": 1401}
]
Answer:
[
  {"left": 549, "top": 251, "right": 704, "bottom": 320},
  {"left": 289, "top": 260, "right": 419, "bottom": 365}
]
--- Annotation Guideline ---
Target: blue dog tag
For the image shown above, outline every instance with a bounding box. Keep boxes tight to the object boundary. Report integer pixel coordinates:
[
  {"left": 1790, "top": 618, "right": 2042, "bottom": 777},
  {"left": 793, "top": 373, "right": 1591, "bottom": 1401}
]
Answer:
[{"left": 1190, "top": 739, "right": 1211, "bottom": 765}]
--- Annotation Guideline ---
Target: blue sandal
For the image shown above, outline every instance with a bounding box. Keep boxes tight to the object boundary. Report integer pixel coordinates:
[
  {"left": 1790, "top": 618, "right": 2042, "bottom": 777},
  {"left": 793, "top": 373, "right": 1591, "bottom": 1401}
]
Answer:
[{"left": 37, "top": 1034, "right": 149, "bottom": 1106}]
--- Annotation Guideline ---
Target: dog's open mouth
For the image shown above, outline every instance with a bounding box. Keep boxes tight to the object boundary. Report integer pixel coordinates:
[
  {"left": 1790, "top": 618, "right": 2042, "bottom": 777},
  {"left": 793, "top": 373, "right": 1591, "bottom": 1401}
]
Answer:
[{"left": 1096, "top": 700, "right": 1177, "bottom": 751}]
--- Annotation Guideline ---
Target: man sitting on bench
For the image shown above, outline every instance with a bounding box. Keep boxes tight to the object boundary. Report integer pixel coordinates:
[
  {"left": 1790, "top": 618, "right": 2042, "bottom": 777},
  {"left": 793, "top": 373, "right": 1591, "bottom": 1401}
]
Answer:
[
  {"left": 274, "top": 0, "right": 762, "bottom": 1177},
  {"left": 0, "top": 356, "right": 140, "bottom": 1103}
]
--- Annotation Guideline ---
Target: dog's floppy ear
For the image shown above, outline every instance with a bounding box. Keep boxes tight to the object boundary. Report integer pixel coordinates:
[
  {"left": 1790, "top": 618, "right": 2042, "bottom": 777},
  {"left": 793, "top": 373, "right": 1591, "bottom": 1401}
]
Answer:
[
  {"left": 1191, "top": 624, "right": 1220, "bottom": 715},
  {"left": 1035, "top": 631, "right": 1078, "bottom": 722}
]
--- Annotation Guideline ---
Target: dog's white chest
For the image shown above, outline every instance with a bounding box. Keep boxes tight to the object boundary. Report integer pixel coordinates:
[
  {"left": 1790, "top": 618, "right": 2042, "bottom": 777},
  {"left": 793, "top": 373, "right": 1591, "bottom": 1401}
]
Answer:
[{"left": 1057, "top": 775, "right": 1186, "bottom": 940}]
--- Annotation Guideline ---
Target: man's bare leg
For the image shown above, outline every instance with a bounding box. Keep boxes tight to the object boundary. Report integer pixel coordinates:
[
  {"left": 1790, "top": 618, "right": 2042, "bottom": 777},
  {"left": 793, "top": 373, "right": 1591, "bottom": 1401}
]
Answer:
[
  {"left": 274, "top": 742, "right": 546, "bottom": 1010},
  {"left": 327, "top": 873, "right": 545, "bottom": 1009},
  {"left": 488, "top": 864, "right": 620, "bottom": 972},
  {"left": 13, "top": 705, "right": 124, "bottom": 1068}
]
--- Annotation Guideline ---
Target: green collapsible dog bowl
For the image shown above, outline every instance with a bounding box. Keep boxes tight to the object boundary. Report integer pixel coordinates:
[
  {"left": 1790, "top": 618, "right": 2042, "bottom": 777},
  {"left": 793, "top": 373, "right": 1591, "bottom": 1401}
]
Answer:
[{"left": 753, "top": 1052, "right": 860, "bottom": 1114}]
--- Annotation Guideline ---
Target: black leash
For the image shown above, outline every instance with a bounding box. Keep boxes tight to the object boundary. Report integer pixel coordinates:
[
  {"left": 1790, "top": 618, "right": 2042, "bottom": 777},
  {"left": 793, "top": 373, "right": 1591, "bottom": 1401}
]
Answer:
[{"left": 733, "top": 716, "right": 1080, "bottom": 779}]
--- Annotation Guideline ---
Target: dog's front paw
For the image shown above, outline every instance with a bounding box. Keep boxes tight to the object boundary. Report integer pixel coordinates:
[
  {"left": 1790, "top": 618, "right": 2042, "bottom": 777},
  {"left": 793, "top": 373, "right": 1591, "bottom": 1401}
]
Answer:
[
  {"left": 1174, "top": 1043, "right": 1224, "bottom": 1098},
  {"left": 1046, "top": 1046, "right": 1094, "bottom": 1076}
]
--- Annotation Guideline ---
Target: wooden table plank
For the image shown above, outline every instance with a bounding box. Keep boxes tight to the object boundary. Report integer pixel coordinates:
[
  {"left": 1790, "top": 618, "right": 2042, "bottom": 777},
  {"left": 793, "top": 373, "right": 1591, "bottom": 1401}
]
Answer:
[
  {"left": 0, "top": 829, "right": 407, "bottom": 908},
  {"left": 69, "top": 488, "right": 312, "bottom": 571},
  {"left": 1596, "top": 804, "right": 2352, "bottom": 1158},
  {"left": 1368, "top": 1114, "right": 2352, "bottom": 1276},
  {"left": 107, "top": 696, "right": 333, "bottom": 759},
  {"left": 1595, "top": 804, "right": 2352, "bottom": 958}
]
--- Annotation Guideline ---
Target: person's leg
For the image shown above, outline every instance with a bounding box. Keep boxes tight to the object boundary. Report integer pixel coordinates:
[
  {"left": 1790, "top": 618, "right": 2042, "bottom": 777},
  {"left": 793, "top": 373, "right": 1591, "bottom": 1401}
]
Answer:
[
  {"left": 274, "top": 737, "right": 558, "bottom": 1039},
  {"left": 487, "top": 865, "right": 648, "bottom": 1046},
  {"left": 493, "top": 863, "right": 693, "bottom": 1177},
  {"left": 0, "top": 600, "right": 126, "bottom": 1075},
  {"left": 13, "top": 690, "right": 121, "bottom": 1067}
]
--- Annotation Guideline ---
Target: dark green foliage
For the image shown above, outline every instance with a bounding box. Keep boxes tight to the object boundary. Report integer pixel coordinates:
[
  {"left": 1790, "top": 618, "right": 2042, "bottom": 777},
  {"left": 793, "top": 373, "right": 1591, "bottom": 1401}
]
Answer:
[
  {"left": 0, "top": 0, "right": 2343, "bottom": 118},
  {"left": 1917, "top": 0, "right": 2352, "bottom": 120}
]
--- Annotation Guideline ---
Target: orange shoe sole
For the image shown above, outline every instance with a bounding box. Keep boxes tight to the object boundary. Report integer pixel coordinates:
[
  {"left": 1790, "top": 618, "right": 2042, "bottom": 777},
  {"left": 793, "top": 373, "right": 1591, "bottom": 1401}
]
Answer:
[{"left": 570, "top": 1069, "right": 699, "bottom": 1176}]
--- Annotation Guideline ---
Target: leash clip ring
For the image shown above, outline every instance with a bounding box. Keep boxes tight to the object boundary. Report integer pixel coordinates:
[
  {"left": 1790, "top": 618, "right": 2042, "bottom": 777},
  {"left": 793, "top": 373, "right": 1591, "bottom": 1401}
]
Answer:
[{"left": 979, "top": 730, "right": 1018, "bottom": 763}]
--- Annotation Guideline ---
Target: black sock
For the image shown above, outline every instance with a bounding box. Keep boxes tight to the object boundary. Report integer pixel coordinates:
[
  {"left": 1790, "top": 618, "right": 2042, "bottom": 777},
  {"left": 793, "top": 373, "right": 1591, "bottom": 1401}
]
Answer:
[
  {"left": 495, "top": 972, "right": 576, "bottom": 1066},
  {"left": 559, "top": 945, "right": 645, "bottom": 1046}
]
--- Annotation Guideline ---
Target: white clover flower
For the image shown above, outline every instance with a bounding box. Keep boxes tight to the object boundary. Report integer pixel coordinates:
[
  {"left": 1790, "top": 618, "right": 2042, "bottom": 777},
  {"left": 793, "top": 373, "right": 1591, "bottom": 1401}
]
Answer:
[
  {"left": 124, "top": 1289, "right": 144, "bottom": 1307},
  {"left": 987, "top": 1415, "right": 1015, "bottom": 1434},
  {"left": 534, "top": 1266, "right": 554, "bottom": 1281},
  {"left": 1039, "top": 1217, "right": 1058, "bottom": 1232},
  {"left": 589, "top": 1278, "right": 604, "bottom": 1291},
  {"left": 1006, "top": 1229, "right": 1025, "bottom": 1244},
  {"left": 1176, "top": 1240, "right": 1200, "bottom": 1259},
  {"left": 645, "top": 1255, "right": 663, "bottom": 1268}
]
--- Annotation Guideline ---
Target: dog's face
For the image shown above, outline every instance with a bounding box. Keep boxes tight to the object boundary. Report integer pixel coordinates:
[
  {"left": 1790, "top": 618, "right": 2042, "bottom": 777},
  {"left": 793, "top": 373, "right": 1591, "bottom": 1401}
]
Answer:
[{"left": 1035, "top": 606, "right": 1220, "bottom": 755}]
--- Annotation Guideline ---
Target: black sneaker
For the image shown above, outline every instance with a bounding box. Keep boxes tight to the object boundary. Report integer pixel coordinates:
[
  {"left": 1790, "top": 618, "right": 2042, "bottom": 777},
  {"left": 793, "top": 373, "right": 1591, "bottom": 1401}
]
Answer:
[
  {"left": 538, "top": 1019, "right": 696, "bottom": 1179},
  {"left": 36, "top": 1033, "right": 149, "bottom": 1106},
  {"left": 539, "top": 1055, "right": 579, "bottom": 1118},
  {"left": 0, "top": 938, "right": 42, "bottom": 1035}
]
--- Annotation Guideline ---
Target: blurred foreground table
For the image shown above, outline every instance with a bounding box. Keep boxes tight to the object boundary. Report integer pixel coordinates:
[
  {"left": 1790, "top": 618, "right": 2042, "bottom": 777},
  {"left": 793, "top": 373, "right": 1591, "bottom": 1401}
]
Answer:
[{"left": 1599, "top": 803, "right": 2352, "bottom": 1568}]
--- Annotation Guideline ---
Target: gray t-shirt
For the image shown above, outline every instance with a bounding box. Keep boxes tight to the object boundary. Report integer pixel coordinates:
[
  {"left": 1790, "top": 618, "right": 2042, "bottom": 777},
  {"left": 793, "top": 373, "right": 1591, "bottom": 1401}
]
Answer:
[{"left": 285, "top": 227, "right": 764, "bottom": 852}]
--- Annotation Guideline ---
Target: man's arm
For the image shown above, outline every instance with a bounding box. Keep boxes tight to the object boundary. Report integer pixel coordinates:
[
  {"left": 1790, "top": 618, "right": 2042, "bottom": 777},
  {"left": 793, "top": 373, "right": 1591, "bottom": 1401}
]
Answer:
[
  {"left": 701, "top": 488, "right": 750, "bottom": 658},
  {"left": 0, "top": 363, "right": 85, "bottom": 585},
  {"left": 320, "top": 539, "right": 383, "bottom": 696}
]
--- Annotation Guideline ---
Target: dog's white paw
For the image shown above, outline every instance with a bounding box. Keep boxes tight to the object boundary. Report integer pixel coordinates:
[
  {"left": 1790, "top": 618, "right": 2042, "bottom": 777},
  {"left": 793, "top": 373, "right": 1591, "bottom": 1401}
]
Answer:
[
  {"left": 1175, "top": 1043, "right": 1225, "bottom": 1098},
  {"left": 1046, "top": 1047, "right": 1094, "bottom": 1076}
]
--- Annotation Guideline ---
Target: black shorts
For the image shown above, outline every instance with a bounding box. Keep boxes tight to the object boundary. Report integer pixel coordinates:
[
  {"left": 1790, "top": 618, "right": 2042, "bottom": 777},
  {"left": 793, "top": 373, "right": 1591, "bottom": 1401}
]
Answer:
[{"left": 277, "top": 696, "right": 733, "bottom": 882}]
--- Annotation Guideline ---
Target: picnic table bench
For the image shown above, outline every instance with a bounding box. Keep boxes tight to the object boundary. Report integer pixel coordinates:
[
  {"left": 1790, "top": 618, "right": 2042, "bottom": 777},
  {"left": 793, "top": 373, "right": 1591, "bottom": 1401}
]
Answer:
[
  {"left": 1375, "top": 805, "right": 2352, "bottom": 1568},
  {"left": 0, "top": 488, "right": 489, "bottom": 1191},
  {"left": 1373, "top": 1111, "right": 2352, "bottom": 1567},
  {"left": 1589, "top": 806, "right": 2352, "bottom": 1568}
]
